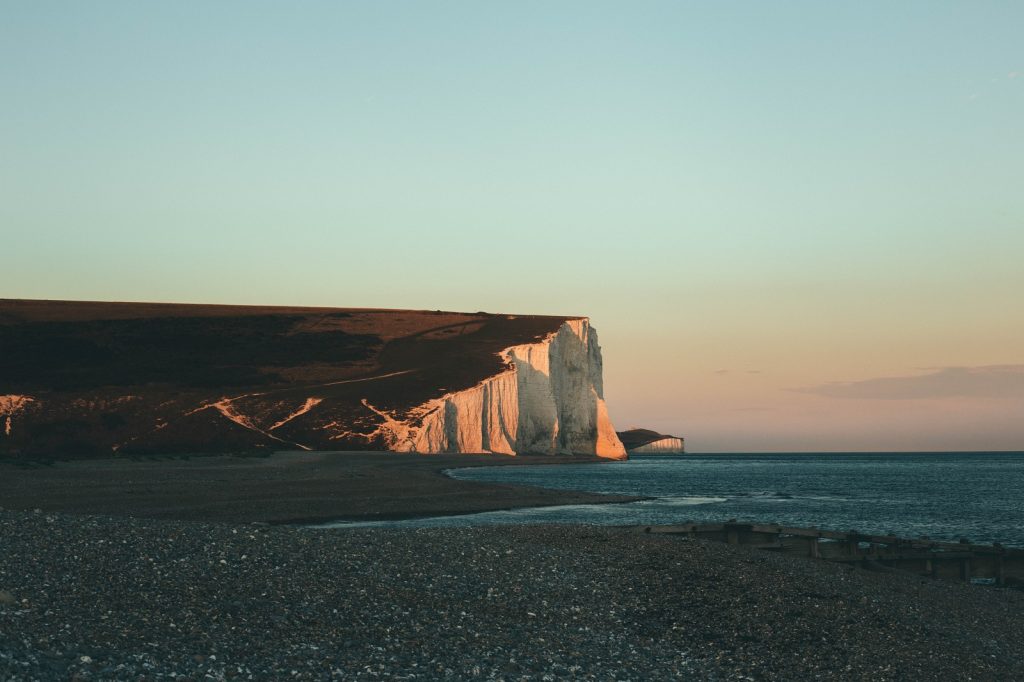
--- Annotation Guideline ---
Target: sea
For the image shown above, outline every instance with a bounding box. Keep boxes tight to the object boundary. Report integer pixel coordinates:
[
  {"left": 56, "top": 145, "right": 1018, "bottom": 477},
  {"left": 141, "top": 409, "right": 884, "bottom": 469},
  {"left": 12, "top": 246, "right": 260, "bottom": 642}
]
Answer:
[{"left": 320, "top": 452, "right": 1024, "bottom": 547}]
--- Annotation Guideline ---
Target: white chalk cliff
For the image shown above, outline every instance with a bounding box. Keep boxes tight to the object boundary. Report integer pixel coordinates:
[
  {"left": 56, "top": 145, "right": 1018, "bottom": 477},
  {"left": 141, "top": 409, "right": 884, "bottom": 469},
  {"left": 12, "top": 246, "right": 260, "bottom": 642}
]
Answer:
[
  {"left": 369, "top": 319, "right": 627, "bottom": 459},
  {"left": 1, "top": 301, "right": 633, "bottom": 458},
  {"left": 630, "top": 437, "right": 685, "bottom": 454}
]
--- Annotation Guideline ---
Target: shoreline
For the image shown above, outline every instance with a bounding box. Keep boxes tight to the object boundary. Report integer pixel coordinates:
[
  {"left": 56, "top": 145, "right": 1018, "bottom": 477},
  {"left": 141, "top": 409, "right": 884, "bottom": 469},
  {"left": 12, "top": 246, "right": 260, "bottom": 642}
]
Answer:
[
  {"left": 0, "top": 450, "right": 646, "bottom": 524},
  {"left": 4, "top": 450, "right": 1024, "bottom": 678},
  {"left": 299, "top": 495, "right": 652, "bottom": 527}
]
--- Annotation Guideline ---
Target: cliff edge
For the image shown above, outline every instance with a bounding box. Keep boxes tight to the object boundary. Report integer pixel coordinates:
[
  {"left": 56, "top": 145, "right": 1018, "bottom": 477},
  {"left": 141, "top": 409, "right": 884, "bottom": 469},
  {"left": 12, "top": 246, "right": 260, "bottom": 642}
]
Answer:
[
  {"left": 0, "top": 300, "right": 626, "bottom": 459},
  {"left": 617, "top": 428, "right": 685, "bottom": 454}
]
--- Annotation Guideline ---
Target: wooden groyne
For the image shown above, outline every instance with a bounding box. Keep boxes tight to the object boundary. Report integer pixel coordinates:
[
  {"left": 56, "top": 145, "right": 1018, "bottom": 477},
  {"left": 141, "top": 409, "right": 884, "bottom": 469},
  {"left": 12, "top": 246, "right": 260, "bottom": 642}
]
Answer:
[{"left": 641, "top": 521, "right": 1024, "bottom": 587}]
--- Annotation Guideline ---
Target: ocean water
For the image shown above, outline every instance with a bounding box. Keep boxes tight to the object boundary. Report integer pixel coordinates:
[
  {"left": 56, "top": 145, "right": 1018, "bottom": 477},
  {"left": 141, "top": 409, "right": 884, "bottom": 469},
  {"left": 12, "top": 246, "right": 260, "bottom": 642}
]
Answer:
[{"left": 322, "top": 453, "right": 1024, "bottom": 547}]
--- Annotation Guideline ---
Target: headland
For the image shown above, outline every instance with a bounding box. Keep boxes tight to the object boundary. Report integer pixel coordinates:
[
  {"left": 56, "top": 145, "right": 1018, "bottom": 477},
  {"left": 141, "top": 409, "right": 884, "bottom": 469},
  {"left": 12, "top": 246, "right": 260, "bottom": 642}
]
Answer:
[{"left": 0, "top": 299, "right": 625, "bottom": 459}]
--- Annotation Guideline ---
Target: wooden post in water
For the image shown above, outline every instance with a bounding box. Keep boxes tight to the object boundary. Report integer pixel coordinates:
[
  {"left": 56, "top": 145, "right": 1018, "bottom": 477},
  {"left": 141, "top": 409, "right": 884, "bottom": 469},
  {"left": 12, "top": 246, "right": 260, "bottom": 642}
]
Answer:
[
  {"left": 846, "top": 532, "right": 860, "bottom": 557},
  {"left": 726, "top": 523, "right": 740, "bottom": 545}
]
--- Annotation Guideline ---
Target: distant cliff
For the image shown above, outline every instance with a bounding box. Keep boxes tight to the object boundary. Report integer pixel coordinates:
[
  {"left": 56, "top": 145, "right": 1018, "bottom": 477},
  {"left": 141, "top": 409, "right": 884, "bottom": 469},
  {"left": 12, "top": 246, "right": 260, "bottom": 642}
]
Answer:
[
  {"left": 617, "top": 428, "right": 685, "bottom": 454},
  {"left": 0, "top": 300, "right": 626, "bottom": 459}
]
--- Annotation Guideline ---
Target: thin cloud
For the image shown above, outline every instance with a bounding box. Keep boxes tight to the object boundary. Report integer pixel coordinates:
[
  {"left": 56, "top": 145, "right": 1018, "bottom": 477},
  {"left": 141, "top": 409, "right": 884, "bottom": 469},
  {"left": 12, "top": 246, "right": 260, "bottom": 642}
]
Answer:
[{"left": 793, "top": 365, "right": 1024, "bottom": 400}]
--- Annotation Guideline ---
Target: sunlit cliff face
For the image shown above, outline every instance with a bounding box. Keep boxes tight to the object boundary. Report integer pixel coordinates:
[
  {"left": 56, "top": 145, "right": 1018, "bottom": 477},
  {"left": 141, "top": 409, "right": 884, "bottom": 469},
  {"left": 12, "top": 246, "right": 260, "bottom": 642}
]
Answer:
[
  {"left": 168, "top": 321, "right": 627, "bottom": 459},
  {"left": 369, "top": 319, "right": 627, "bottom": 459},
  {"left": 630, "top": 437, "right": 685, "bottom": 454},
  {"left": 0, "top": 395, "right": 35, "bottom": 437}
]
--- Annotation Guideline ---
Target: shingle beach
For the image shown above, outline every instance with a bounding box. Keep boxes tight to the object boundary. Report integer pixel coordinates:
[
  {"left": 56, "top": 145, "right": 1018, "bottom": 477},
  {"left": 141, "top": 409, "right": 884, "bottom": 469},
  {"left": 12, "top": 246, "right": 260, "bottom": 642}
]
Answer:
[{"left": 3, "top": 509, "right": 1024, "bottom": 681}]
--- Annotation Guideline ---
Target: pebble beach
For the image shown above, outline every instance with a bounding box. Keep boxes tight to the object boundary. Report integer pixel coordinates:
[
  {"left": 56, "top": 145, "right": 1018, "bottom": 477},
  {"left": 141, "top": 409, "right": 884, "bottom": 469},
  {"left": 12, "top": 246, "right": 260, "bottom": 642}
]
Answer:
[{"left": 3, "top": 508, "right": 1024, "bottom": 681}]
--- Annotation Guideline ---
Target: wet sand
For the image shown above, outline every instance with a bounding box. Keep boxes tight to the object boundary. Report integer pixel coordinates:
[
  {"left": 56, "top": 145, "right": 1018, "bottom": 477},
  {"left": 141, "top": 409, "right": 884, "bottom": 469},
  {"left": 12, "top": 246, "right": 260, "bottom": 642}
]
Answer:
[{"left": 0, "top": 451, "right": 642, "bottom": 524}]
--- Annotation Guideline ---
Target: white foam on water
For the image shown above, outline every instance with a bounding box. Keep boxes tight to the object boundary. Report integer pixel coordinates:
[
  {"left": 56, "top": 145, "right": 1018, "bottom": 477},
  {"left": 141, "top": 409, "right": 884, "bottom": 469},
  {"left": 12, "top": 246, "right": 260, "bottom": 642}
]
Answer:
[{"left": 655, "top": 496, "right": 728, "bottom": 506}]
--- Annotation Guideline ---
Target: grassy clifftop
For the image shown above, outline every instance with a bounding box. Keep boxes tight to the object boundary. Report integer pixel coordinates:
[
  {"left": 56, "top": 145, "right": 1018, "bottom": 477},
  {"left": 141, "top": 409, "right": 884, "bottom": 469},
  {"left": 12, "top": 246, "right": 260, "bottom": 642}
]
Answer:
[{"left": 0, "top": 299, "right": 576, "bottom": 457}]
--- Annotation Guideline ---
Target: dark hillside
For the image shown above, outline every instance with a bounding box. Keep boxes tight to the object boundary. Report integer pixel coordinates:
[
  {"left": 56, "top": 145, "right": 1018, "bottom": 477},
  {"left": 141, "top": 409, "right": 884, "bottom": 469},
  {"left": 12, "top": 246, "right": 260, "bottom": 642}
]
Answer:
[{"left": 0, "top": 300, "right": 576, "bottom": 457}]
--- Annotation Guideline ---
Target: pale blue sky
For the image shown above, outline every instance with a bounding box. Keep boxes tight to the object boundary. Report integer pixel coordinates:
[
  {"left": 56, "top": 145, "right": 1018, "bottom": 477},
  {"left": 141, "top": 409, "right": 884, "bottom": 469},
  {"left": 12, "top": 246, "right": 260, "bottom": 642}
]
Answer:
[{"left": 2, "top": 2, "right": 1022, "bottom": 450}]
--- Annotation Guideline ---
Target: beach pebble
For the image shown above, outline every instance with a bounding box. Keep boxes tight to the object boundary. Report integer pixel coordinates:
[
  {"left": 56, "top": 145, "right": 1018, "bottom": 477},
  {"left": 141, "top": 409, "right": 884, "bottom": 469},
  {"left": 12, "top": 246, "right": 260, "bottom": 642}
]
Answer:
[{"left": 0, "top": 510, "right": 1023, "bottom": 680}]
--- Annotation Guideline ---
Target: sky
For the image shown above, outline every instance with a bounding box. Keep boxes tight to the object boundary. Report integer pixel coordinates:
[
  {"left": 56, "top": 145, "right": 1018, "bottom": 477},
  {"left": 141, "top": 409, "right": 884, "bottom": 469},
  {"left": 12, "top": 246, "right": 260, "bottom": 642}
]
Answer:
[{"left": 2, "top": 1, "right": 1022, "bottom": 451}]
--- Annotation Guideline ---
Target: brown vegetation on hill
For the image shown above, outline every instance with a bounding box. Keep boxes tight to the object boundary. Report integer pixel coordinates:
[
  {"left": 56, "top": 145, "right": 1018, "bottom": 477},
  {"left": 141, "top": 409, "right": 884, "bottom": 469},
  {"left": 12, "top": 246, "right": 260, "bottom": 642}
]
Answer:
[{"left": 0, "top": 300, "right": 577, "bottom": 457}]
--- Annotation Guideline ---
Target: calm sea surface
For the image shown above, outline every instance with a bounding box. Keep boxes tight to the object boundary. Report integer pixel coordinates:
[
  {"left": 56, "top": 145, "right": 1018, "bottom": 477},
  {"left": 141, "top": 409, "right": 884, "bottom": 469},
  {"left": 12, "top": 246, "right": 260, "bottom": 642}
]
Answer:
[{"left": 321, "top": 453, "right": 1024, "bottom": 547}]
